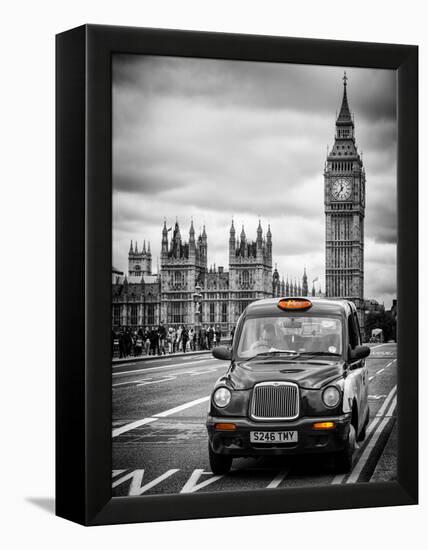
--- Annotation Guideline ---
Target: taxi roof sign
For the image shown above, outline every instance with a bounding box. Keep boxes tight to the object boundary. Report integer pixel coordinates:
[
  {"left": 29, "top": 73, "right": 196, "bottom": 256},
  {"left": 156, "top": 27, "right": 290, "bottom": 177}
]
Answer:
[{"left": 278, "top": 298, "right": 313, "bottom": 311}]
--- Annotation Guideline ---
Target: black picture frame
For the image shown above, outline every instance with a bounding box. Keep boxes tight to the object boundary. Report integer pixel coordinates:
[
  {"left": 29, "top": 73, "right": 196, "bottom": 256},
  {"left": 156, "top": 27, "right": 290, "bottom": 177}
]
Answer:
[{"left": 56, "top": 24, "right": 418, "bottom": 526}]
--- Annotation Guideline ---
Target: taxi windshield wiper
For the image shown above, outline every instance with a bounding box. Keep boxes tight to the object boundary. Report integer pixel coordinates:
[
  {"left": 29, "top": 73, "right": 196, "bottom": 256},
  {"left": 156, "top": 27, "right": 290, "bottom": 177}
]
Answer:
[
  {"left": 245, "top": 349, "right": 300, "bottom": 362},
  {"left": 297, "top": 351, "right": 341, "bottom": 358}
]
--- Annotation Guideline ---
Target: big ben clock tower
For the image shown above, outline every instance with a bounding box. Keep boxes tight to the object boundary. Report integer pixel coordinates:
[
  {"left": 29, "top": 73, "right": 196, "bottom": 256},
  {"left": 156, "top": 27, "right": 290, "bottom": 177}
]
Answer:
[{"left": 325, "top": 73, "right": 366, "bottom": 328}]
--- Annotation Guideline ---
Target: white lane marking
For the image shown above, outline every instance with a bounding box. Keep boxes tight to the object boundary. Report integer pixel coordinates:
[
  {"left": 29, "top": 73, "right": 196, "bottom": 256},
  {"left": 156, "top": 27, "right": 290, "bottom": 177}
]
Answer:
[
  {"left": 180, "top": 469, "right": 223, "bottom": 493},
  {"left": 266, "top": 470, "right": 289, "bottom": 489},
  {"left": 112, "top": 469, "right": 179, "bottom": 495},
  {"left": 112, "top": 469, "right": 126, "bottom": 478},
  {"left": 112, "top": 416, "right": 158, "bottom": 438},
  {"left": 370, "top": 344, "right": 388, "bottom": 349},
  {"left": 112, "top": 359, "right": 210, "bottom": 377},
  {"left": 112, "top": 354, "right": 209, "bottom": 369},
  {"left": 113, "top": 364, "right": 224, "bottom": 388},
  {"left": 331, "top": 385, "right": 397, "bottom": 485},
  {"left": 368, "top": 395, "right": 386, "bottom": 400},
  {"left": 136, "top": 377, "right": 176, "bottom": 387},
  {"left": 190, "top": 369, "right": 219, "bottom": 376},
  {"left": 346, "top": 396, "right": 397, "bottom": 484},
  {"left": 372, "top": 385, "right": 397, "bottom": 419},
  {"left": 113, "top": 377, "right": 153, "bottom": 388},
  {"left": 154, "top": 396, "right": 210, "bottom": 418},
  {"left": 113, "top": 356, "right": 200, "bottom": 369},
  {"left": 369, "top": 342, "right": 396, "bottom": 349},
  {"left": 112, "top": 395, "right": 210, "bottom": 437},
  {"left": 368, "top": 359, "right": 396, "bottom": 383}
]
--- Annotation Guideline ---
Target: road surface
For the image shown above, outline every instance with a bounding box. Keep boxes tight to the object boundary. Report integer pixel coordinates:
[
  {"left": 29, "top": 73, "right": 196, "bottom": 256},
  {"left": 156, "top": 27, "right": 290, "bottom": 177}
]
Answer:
[{"left": 112, "top": 343, "right": 397, "bottom": 496}]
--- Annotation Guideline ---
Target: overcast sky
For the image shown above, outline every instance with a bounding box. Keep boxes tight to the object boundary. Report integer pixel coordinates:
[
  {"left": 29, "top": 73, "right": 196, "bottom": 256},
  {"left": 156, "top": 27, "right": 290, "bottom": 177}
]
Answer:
[{"left": 112, "top": 55, "right": 397, "bottom": 308}]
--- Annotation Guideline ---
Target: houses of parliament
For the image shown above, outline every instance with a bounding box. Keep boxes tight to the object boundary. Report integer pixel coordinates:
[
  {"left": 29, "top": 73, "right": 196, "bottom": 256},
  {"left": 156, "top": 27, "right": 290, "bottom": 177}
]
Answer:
[
  {"left": 112, "top": 220, "right": 320, "bottom": 332},
  {"left": 112, "top": 72, "right": 366, "bottom": 332}
]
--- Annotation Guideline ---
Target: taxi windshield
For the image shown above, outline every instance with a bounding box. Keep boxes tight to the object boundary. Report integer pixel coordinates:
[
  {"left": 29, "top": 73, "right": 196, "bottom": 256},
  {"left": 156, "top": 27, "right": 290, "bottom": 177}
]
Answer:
[{"left": 236, "top": 315, "right": 343, "bottom": 360}]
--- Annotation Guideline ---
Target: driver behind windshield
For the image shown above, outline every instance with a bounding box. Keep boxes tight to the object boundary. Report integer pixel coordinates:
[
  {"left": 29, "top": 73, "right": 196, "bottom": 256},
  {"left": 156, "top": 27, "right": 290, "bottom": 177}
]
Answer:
[
  {"left": 237, "top": 316, "right": 342, "bottom": 359},
  {"left": 253, "top": 323, "right": 280, "bottom": 351}
]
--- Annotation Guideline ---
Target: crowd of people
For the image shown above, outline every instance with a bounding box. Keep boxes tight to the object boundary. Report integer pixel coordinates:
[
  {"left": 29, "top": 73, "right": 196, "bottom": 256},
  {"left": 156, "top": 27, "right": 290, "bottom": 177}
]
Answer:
[{"left": 112, "top": 322, "right": 235, "bottom": 358}]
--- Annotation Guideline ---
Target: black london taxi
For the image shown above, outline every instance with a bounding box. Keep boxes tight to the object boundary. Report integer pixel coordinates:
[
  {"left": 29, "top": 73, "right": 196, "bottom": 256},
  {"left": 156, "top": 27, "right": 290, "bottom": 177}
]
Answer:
[{"left": 207, "top": 297, "right": 370, "bottom": 475}]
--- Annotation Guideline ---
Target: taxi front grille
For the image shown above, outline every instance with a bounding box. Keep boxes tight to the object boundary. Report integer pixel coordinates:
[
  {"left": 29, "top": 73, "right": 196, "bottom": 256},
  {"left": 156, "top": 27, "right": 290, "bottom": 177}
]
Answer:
[{"left": 251, "top": 382, "right": 299, "bottom": 420}]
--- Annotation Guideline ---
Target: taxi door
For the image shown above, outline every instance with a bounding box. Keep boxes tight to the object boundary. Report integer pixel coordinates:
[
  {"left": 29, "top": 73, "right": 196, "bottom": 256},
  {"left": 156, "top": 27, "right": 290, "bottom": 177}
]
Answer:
[{"left": 345, "top": 310, "right": 369, "bottom": 434}]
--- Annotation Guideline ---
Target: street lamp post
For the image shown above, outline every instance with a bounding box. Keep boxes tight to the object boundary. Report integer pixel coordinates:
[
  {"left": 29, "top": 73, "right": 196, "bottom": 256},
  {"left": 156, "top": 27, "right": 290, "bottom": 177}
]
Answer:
[{"left": 193, "top": 284, "right": 202, "bottom": 350}]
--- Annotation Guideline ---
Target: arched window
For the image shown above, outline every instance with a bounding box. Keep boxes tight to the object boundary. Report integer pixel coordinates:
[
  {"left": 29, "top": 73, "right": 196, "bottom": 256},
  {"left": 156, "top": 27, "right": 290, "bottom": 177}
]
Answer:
[
  {"left": 241, "top": 270, "right": 249, "bottom": 287},
  {"left": 174, "top": 271, "right": 184, "bottom": 287}
]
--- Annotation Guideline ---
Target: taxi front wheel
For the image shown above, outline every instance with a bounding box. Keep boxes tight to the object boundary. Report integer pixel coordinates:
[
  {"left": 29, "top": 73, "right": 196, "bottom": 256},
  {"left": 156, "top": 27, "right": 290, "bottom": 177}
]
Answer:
[
  {"left": 357, "top": 407, "right": 370, "bottom": 442},
  {"left": 208, "top": 444, "right": 233, "bottom": 475},
  {"left": 334, "top": 424, "right": 356, "bottom": 473}
]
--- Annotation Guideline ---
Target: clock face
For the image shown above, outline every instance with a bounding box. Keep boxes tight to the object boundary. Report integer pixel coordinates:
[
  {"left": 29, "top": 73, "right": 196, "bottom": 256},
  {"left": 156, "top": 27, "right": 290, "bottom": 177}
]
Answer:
[{"left": 331, "top": 177, "right": 352, "bottom": 201}]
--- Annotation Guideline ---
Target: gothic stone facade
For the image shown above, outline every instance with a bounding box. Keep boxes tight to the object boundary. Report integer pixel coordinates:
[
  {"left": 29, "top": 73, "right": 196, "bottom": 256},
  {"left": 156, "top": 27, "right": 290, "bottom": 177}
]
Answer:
[
  {"left": 325, "top": 73, "right": 366, "bottom": 327},
  {"left": 159, "top": 219, "right": 274, "bottom": 330},
  {"left": 112, "top": 220, "right": 313, "bottom": 334}
]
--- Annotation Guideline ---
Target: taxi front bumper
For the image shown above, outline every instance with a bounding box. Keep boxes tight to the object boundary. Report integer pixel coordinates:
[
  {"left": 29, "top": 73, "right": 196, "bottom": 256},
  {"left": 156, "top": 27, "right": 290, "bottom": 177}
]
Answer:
[{"left": 207, "top": 413, "right": 351, "bottom": 457}]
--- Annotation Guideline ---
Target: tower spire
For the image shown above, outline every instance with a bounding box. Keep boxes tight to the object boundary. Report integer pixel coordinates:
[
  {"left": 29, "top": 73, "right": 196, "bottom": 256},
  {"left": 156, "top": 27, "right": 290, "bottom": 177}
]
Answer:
[
  {"left": 161, "top": 220, "right": 168, "bottom": 258},
  {"left": 189, "top": 219, "right": 195, "bottom": 243},
  {"left": 257, "top": 218, "right": 263, "bottom": 245},
  {"left": 230, "top": 219, "right": 235, "bottom": 237},
  {"left": 337, "top": 71, "right": 352, "bottom": 124},
  {"left": 302, "top": 266, "right": 308, "bottom": 296},
  {"left": 325, "top": 72, "right": 365, "bottom": 326}
]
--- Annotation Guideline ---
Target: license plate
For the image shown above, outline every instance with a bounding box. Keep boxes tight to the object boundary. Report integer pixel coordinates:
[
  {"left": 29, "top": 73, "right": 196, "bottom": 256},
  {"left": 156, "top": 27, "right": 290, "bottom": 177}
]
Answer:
[{"left": 250, "top": 431, "right": 298, "bottom": 443}]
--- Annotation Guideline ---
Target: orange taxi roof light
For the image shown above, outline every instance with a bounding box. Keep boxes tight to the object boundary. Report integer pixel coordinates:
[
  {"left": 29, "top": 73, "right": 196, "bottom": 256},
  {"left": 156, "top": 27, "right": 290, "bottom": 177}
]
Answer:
[{"left": 278, "top": 298, "right": 313, "bottom": 311}]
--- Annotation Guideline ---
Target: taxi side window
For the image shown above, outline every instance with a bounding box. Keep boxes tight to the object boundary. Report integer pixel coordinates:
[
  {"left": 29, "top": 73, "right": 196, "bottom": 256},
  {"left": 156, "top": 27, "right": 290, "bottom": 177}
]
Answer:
[
  {"left": 353, "top": 312, "right": 362, "bottom": 346},
  {"left": 348, "top": 313, "right": 360, "bottom": 350}
]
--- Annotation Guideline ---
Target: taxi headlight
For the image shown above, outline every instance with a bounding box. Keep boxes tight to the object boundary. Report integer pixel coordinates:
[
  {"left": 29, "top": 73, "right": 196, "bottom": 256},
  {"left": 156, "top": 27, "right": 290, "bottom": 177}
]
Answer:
[
  {"left": 213, "top": 387, "right": 232, "bottom": 408},
  {"left": 322, "top": 386, "right": 341, "bottom": 408}
]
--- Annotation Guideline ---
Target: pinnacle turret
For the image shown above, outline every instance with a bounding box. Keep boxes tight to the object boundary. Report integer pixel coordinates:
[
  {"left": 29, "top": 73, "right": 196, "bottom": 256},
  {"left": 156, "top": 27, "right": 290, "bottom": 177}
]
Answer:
[
  {"left": 302, "top": 267, "right": 309, "bottom": 296},
  {"left": 230, "top": 219, "right": 235, "bottom": 237},
  {"left": 337, "top": 71, "right": 353, "bottom": 125},
  {"left": 189, "top": 219, "right": 195, "bottom": 245}
]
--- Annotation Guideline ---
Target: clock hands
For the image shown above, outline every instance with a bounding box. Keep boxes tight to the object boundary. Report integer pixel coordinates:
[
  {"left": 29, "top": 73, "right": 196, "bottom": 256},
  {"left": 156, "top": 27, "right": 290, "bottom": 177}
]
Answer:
[{"left": 333, "top": 180, "right": 350, "bottom": 200}]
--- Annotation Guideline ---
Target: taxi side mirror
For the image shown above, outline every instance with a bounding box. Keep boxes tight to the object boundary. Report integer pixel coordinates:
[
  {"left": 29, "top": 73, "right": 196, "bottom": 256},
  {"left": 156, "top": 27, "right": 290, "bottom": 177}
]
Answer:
[
  {"left": 212, "top": 346, "right": 232, "bottom": 361},
  {"left": 349, "top": 345, "right": 371, "bottom": 362}
]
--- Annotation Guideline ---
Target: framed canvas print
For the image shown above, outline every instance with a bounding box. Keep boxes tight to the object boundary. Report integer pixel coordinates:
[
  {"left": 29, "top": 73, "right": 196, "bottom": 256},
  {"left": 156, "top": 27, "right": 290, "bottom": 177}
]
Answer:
[{"left": 56, "top": 24, "right": 418, "bottom": 525}]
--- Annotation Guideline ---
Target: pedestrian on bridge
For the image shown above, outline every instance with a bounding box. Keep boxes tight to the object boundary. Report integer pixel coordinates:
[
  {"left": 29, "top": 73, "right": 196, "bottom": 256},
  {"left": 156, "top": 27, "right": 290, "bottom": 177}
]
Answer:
[
  {"left": 181, "top": 325, "right": 189, "bottom": 353},
  {"left": 158, "top": 321, "right": 167, "bottom": 355},
  {"left": 215, "top": 325, "right": 222, "bottom": 346}
]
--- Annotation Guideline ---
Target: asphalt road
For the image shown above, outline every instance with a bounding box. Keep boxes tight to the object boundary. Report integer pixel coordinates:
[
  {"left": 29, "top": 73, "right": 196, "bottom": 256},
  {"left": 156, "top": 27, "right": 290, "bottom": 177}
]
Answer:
[{"left": 112, "top": 343, "right": 397, "bottom": 496}]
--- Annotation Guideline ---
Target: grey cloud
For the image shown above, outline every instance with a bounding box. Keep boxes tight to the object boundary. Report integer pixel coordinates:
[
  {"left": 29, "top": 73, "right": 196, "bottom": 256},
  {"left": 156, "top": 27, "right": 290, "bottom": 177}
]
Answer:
[
  {"left": 113, "top": 56, "right": 396, "bottom": 121},
  {"left": 113, "top": 55, "right": 397, "bottom": 306}
]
